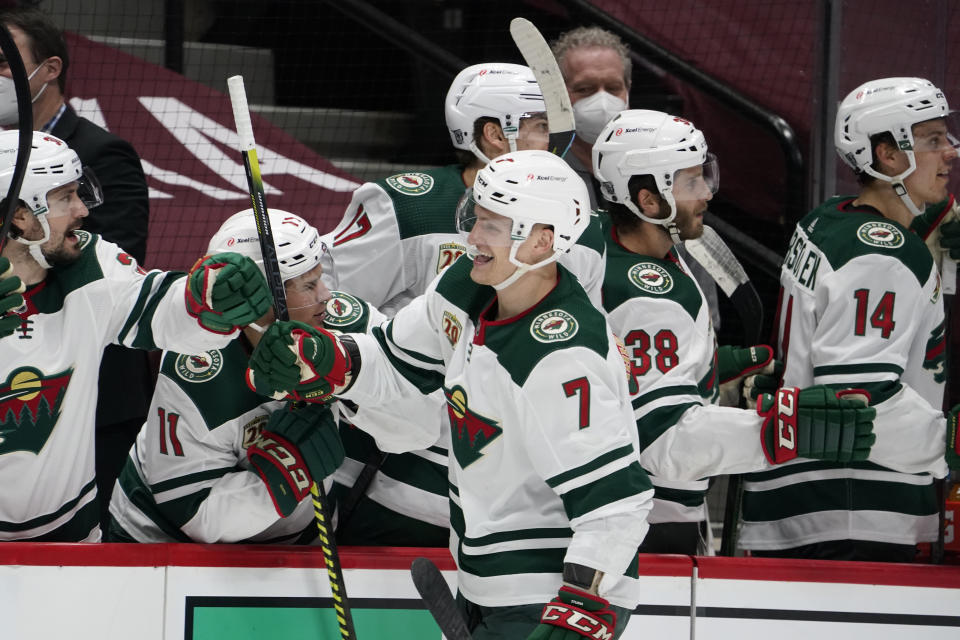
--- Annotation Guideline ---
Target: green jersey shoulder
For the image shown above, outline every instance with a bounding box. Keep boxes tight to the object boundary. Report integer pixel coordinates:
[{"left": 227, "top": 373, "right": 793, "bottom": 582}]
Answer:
[
  {"left": 376, "top": 164, "right": 466, "bottom": 240},
  {"left": 160, "top": 339, "right": 263, "bottom": 430},
  {"left": 789, "top": 195, "right": 934, "bottom": 286}
]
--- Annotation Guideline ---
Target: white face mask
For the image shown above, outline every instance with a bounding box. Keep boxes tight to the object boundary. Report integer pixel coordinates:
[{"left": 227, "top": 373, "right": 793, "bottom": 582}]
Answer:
[
  {"left": 0, "top": 63, "right": 48, "bottom": 126},
  {"left": 573, "top": 91, "right": 628, "bottom": 145}
]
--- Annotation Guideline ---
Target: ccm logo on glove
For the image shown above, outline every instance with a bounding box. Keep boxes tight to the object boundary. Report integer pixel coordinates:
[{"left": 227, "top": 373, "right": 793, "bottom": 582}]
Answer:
[{"left": 776, "top": 388, "right": 797, "bottom": 452}]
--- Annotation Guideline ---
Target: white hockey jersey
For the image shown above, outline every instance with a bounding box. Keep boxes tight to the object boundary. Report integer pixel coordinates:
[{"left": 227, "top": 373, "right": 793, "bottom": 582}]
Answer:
[
  {"left": 0, "top": 231, "right": 235, "bottom": 542},
  {"left": 741, "top": 196, "right": 948, "bottom": 550},
  {"left": 340, "top": 257, "right": 653, "bottom": 609},
  {"left": 319, "top": 165, "right": 607, "bottom": 313}
]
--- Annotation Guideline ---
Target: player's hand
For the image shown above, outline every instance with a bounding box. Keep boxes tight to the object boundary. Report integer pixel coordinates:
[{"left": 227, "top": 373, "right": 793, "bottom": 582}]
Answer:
[
  {"left": 247, "top": 401, "right": 346, "bottom": 517},
  {"left": 246, "top": 320, "right": 352, "bottom": 403},
  {"left": 526, "top": 586, "right": 617, "bottom": 640},
  {"left": 757, "top": 385, "right": 876, "bottom": 464},
  {"left": 947, "top": 404, "right": 960, "bottom": 470},
  {"left": 716, "top": 344, "right": 775, "bottom": 407},
  {"left": 911, "top": 196, "right": 960, "bottom": 261},
  {"left": 185, "top": 252, "right": 272, "bottom": 333},
  {"left": 0, "top": 256, "right": 25, "bottom": 339}
]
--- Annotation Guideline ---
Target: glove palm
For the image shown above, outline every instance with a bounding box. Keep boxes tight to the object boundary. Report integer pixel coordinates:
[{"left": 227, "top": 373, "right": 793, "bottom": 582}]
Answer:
[
  {"left": 246, "top": 320, "right": 352, "bottom": 402},
  {"left": 185, "top": 252, "right": 272, "bottom": 333},
  {"left": 716, "top": 344, "right": 775, "bottom": 407}
]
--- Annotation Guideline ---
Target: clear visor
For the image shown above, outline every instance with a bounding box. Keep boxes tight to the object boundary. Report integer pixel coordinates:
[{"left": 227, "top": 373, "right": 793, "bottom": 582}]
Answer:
[
  {"left": 455, "top": 188, "right": 517, "bottom": 247},
  {"left": 672, "top": 153, "right": 719, "bottom": 203},
  {"left": 507, "top": 111, "right": 549, "bottom": 146},
  {"left": 911, "top": 113, "right": 960, "bottom": 154},
  {"left": 42, "top": 167, "right": 104, "bottom": 218}
]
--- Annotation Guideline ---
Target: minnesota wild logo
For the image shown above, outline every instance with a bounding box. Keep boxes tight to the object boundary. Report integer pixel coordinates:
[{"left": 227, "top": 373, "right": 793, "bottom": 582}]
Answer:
[
  {"left": 174, "top": 350, "right": 223, "bottom": 383},
  {"left": 324, "top": 291, "right": 363, "bottom": 329},
  {"left": 445, "top": 385, "right": 502, "bottom": 468},
  {"left": 857, "top": 221, "right": 904, "bottom": 248},
  {"left": 530, "top": 309, "right": 578, "bottom": 343},
  {"left": 385, "top": 172, "right": 434, "bottom": 196},
  {"left": 0, "top": 366, "right": 73, "bottom": 454},
  {"left": 629, "top": 262, "right": 674, "bottom": 294}
]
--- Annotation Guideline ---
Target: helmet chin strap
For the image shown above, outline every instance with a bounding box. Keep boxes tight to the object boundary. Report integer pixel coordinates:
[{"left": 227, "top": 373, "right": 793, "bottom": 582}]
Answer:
[
  {"left": 625, "top": 194, "right": 682, "bottom": 245},
  {"left": 14, "top": 214, "right": 53, "bottom": 270},
  {"left": 864, "top": 151, "right": 924, "bottom": 216},
  {"left": 469, "top": 141, "right": 492, "bottom": 166},
  {"left": 490, "top": 240, "right": 558, "bottom": 291}
]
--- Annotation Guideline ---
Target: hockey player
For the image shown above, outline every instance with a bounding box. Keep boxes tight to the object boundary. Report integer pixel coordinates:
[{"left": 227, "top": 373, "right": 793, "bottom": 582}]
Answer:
[
  {"left": 742, "top": 77, "right": 960, "bottom": 561},
  {"left": 107, "top": 210, "right": 346, "bottom": 543},
  {"left": 321, "top": 61, "right": 606, "bottom": 312},
  {"left": 592, "top": 109, "right": 879, "bottom": 554},
  {"left": 0, "top": 131, "right": 273, "bottom": 541},
  {"left": 249, "top": 151, "right": 652, "bottom": 640},
  {"left": 317, "top": 62, "right": 606, "bottom": 546}
]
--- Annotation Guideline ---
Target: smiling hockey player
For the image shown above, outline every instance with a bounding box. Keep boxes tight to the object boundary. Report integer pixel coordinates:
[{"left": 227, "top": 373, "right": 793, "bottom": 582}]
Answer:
[{"left": 0, "top": 131, "right": 272, "bottom": 541}]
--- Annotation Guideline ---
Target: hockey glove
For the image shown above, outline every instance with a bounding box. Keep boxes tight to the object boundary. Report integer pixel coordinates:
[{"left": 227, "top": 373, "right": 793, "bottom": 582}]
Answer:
[
  {"left": 947, "top": 404, "right": 960, "bottom": 470},
  {"left": 247, "top": 401, "right": 346, "bottom": 517},
  {"left": 742, "top": 358, "right": 785, "bottom": 403},
  {"left": 757, "top": 385, "right": 876, "bottom": 465},
  {"left": 246, "top": 320, "right": 353, "bottom": 403},
  {"left": 527, "top": 586, "right": 617, "bottom": 640},
  {"left": 910, "top": 195, "right": 960, "bottom": 261},
  {"left": 0, "top": 257, "right": 25, "bottom": 339},
  {"left": 716, "top": 344, "right": 775, "bottom": 407},
  {"left": 185, "top": 252, "right": 272, "bottom": 333}
]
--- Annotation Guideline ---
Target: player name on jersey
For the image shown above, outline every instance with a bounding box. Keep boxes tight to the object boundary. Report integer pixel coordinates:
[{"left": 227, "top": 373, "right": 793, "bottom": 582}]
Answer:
[{"left": 783, "top": 228, "right": 822, "bottom": 291}]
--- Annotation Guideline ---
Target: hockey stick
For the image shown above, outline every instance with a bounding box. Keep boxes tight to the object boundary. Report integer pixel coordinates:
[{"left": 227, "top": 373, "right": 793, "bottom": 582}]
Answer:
[
  {"left": 509, "top": 17, "right": 575, "bottom": 159},
  {"left": 684, "top": 224, "right": 764, "bottom": 346},
  {"left": 0, "top": 22, "right": 34, "bottom": 253},
  {"left": 410, "top": 557, "right": 472, "bottom": 640},
  {"left": 228, "top": 75, "right": 357, "bottom": 640},
  {"left": 684, "top": 224, "right": 764, "bottom": 556}
]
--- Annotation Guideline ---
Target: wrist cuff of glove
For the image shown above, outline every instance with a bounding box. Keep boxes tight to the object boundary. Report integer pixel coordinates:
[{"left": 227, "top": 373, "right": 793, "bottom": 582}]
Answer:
[
  {"left": 247, "top": 431, "right": 314, "bottom": 517},
  {"left": 183, "top": 267, "right": 236, "bottom": 335},
  {"left": 758, "top": 387, "right": 800, "bottom": 465},
  {"left": 540, "top": 587, "right": 615, "bottom": 637}
]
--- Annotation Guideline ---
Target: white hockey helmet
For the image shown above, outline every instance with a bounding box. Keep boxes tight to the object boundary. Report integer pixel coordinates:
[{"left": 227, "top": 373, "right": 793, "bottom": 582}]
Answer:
[
  {"left": 593, "top": 109, "right": 717, "bottom": 237},
  {"left": 207, "top": 209, "right": 326, "bottom": 283},
  {"left": 835, "top": 77, "right": 954, "bottom": 214},
  {"left": 456, "top": 149, "right": 589, "bottom": 289},
  {"left": 0, "top": 131, "right": 102, "bottom": 265},
  {"left": 445, "top": 63, "right": 546, "bottom": 164}
]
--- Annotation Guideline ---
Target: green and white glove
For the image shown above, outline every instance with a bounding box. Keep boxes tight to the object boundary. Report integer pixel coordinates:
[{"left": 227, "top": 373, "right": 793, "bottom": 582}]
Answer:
[
  {"left": 716, "top": 344, "right": 775, "bottom": 407},
  {"left": 247, "top": 401, "right": 346, "bottom": 517},
  {"left": 910, "top": 195, "right": 960, "bottom": 261},
  {"left": 246, "top": 320, "right": 353, "bottom": 403},
  {"left": 0, "top": 256, "right": 25, "bottom": 339},
  {"left": 757, "top": 385, "right": 876, "bottom": 464},
  {"left": 185, "top": 252, "right": 272, "bottom": 333},
  {"left": 527, "top": 586, "right": 617, "bottom": 640},
  {"left": 742, "top": 358, "right": 785, "bottom": 403},
  {"left": 947, "top": 404, "right": 960, "bottom": 470}
]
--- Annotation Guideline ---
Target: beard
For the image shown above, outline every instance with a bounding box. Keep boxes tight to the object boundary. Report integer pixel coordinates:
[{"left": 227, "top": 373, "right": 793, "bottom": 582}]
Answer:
[{"left": 40, "top": 230, "right": 83, "bottom": 267}]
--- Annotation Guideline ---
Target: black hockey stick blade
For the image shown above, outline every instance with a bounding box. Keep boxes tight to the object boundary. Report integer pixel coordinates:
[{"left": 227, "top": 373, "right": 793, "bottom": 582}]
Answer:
[
  {"left": 411, "top": 558, "right": 472, "bottom": 640},
  {"left": 730, "top": 281, "right": 764, "bottom": 346},
  {"left": 0, "top": 22, "right": 34, "bottom": 253}
]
